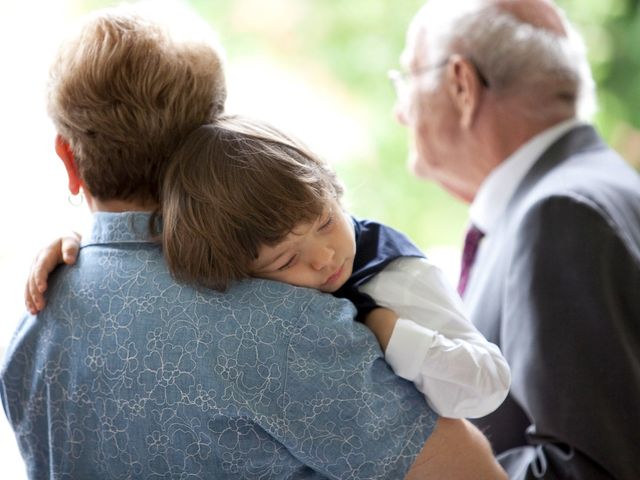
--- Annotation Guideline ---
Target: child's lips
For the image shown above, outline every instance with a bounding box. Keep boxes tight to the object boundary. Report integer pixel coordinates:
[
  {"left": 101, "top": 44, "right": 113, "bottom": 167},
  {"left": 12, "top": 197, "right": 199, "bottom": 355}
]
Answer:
[{"left": 323, "top": 265, "right": 344, "bottom": 286}]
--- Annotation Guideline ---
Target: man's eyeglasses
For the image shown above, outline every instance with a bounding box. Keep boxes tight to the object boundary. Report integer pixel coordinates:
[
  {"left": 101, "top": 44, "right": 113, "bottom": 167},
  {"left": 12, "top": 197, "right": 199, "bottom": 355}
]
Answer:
[
  {"left": 388, "top": 61, "right": 447, "bottom": 104},
  {"left": 388, "top": 57, "right": 489, "bottom": 103}
]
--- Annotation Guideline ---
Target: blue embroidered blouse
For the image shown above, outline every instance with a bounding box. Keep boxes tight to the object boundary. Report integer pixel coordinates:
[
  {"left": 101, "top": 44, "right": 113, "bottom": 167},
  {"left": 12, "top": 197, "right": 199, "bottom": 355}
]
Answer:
[{"left": 1, "top": 212, "right": 437, "bottom": 479}]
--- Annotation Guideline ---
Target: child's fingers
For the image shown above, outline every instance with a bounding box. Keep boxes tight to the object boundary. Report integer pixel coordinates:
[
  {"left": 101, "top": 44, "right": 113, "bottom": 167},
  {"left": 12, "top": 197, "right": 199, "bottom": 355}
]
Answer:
[
  {"left": 61, "top": 232, "right": 81, "bottom": 264},
  {"left": 27, "top": 280, "right": 44, "bottom": 313},
  {"left": 25, "top": 239, "right": 65, "bottom": 313},
  {"left": 25, "top": 252, "right": 49, "bottom": 314},
  {"left": 24, "top": 279, "right": 38, "bottom": 315},
  {"left": 35, "top": 240, "right": 68, "bottom": 291},
  {"left": 24, "top": 232, "right": 81, "bottom": 314}
]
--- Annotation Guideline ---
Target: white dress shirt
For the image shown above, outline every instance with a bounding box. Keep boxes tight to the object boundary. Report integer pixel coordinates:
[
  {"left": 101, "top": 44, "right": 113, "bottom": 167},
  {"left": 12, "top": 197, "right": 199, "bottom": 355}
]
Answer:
[
  {"left": 360, "top": 256, "right": 511, "bottom": 418},
  {"left": 470, "top": 118, "right": 584, "bottom": 234}
]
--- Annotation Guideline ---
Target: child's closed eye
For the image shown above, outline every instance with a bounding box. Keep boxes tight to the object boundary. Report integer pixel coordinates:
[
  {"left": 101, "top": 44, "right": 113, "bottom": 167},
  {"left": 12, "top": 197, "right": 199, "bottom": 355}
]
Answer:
[
  {"left": 277, "top": 255, "right": 297, "bottom": 271},
  {"left": 319, "top": 213, "right": 334, "bottom": 231}
]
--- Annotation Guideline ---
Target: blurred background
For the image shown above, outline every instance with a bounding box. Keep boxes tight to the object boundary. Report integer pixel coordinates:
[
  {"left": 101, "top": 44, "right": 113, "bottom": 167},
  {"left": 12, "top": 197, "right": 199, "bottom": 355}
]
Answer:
[{"left": 1, "top": 0, "right": 639, "bottom": 476}]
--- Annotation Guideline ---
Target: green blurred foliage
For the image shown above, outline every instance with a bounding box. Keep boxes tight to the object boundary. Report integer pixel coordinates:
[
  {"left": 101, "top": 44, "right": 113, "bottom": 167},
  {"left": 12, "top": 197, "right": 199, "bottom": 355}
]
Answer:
[
  {"left": 559, "top": 0, "right": 640, "bottom": 167},
  {"left": 193, "top": 0, "right": 469, "bottom": 249},
  {"left": 73, "top": 0, "right": 640, "bottom": 252}
]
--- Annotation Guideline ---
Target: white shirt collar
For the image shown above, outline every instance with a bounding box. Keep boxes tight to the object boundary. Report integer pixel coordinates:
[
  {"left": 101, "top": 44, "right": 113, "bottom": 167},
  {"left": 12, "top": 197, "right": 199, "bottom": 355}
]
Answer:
[{"left": 469, "top": 118, "right": 583, "bottom": 234}]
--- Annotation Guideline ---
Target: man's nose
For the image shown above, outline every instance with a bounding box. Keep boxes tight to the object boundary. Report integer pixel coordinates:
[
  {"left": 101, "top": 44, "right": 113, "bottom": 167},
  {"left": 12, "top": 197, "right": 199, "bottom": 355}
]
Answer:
[
  {"left": 394, "top": 101, "right": 408, "bottom": 126},
  {"left": 310, "top": 246, "right": 335, "bottom": 271}
]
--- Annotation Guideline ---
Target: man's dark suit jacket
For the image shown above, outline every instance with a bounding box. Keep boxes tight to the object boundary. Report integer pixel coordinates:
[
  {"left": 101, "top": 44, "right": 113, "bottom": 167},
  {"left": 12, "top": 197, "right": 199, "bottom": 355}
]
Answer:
[{"left": 465, "top": 125, "right": 640, "bottom": 479}]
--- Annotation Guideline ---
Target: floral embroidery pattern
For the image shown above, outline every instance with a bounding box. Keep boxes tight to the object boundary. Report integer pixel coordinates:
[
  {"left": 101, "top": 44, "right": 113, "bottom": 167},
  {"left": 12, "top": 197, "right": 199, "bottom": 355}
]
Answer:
[{"left": 1, "top": 213, "right": 436, "bottom": 479}]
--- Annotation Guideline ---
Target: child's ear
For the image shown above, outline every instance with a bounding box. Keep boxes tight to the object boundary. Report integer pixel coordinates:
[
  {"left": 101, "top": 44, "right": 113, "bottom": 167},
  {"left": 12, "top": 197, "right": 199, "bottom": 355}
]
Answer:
[{"left": 55, "top": 135, "right": 82, "bottom": 195}]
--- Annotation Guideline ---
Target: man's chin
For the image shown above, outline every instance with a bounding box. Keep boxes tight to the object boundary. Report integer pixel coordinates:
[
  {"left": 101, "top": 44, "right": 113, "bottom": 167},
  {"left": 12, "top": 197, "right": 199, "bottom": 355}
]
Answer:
[{"left": 408, "top": 152, "right": 432, "bottom": 180}]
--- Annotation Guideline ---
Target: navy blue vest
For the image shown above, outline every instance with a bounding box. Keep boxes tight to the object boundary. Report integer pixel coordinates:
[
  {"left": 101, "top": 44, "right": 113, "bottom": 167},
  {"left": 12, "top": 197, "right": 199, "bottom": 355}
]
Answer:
[{"left": 334, "top": 218, "right": 425, "bottom": 321}]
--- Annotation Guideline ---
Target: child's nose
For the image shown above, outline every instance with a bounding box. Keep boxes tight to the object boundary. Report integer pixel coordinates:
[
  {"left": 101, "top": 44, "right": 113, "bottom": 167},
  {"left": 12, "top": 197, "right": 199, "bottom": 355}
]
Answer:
[{"left": 310, "top": 246, "right": 334, "bottom": 271}]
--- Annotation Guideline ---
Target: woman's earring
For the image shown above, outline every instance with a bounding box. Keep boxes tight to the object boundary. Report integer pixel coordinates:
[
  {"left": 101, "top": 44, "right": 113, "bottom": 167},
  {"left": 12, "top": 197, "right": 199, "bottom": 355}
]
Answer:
[{"left": 68, "top": 191, "right": 84, "bottom": 207}]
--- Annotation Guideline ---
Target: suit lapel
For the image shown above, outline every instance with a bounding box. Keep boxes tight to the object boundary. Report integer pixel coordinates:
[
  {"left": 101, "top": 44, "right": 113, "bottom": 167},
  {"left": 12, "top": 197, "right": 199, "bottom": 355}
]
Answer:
[
  {"left": 506, "top": 125, "right": 606, "bottom": 216},
  {"left": 465, "top": 125, "right": 607, "bottom": 344}
]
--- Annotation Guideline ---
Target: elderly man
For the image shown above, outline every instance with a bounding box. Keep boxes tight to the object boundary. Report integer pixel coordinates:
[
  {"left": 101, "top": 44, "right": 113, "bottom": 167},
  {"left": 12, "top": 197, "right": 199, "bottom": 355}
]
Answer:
[
  {"left": 1, "top": 3, "right": 506, "bottom": 479},
  {"left": 393, "top": 0, "right": 640, "bottom": 478}
]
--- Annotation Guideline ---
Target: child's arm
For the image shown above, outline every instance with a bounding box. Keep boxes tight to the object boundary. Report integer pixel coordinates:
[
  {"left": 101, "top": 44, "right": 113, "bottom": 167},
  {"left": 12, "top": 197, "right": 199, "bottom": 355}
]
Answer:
[
  {"left": 363, "top": 307, "right": 398, "bottom": 351},
  {"left": 25, "top": 232, "right": 81, "bottom": 314},
  {"left": 360, "top": 256, "right": 511, "bottom": 419}
]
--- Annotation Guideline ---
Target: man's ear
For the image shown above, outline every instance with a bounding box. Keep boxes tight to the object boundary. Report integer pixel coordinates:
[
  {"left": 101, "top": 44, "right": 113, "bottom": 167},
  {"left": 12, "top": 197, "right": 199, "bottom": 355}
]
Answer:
[
  {"left": 55, "top": 135, "right": 82, "bottom": 195},
  {"left": 446, "top": 54, "right": 483, "bottom": 129}
]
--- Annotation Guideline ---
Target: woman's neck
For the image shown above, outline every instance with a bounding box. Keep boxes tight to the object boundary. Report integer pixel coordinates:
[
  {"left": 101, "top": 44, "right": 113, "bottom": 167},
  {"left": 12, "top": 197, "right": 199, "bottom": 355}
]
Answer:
[{"left": 86, "top": 193, "right": 158, "bottom": 213}]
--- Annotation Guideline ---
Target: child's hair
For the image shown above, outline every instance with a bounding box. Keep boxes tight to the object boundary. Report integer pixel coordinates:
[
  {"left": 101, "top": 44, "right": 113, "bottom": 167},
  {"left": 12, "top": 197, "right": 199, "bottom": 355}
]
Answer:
[{"left": 162, "top": 115, "right": 344, "bottom": 291}]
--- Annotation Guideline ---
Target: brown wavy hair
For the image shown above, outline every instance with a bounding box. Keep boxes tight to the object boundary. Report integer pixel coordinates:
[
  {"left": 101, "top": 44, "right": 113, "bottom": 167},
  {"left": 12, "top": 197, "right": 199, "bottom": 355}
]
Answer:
[
  {"left": 162, "top": 115, "right": 344, "bottom": 291},
  {"left": 47, "top": 4, "right": 226, "bottom": 204}
]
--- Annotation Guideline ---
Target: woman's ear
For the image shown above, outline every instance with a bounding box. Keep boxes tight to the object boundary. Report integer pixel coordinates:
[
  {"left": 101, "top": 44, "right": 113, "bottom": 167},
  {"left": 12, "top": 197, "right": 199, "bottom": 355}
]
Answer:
[{"left": 55, "top": 135, "right": 82, "bottom": 195}]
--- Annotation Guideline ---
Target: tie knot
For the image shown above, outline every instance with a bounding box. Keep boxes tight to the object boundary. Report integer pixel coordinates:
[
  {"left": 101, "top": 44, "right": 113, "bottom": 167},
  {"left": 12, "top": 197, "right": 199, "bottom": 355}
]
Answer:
[
  {"left": 462, "top": 225, "right": 484, "bottom": 258},
  {"left": 458, "top": 225, "right": 485, "bottom": 296}
]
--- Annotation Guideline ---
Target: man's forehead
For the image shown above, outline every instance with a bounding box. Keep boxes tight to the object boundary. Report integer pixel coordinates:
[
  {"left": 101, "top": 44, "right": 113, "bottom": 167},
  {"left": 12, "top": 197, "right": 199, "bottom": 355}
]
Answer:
[
  {"left": 401, "top": 0, "right": 485, "bottom": 68},
  {"left": 400, "top": 15, "right": 427, "bottom": 69}
]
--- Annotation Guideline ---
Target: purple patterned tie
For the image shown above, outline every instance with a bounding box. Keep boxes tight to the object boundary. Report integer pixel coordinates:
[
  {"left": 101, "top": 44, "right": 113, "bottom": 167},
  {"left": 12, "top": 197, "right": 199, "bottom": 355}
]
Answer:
[{"left": 457, "top": 225, "right": 485, "bottom": 296}]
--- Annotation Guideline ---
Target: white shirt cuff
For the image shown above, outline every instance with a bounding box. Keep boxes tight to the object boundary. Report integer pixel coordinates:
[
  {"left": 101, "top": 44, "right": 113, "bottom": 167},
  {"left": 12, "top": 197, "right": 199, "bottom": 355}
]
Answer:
[{"left": 386, "top": 318, "right": 435, "bottom": 382}]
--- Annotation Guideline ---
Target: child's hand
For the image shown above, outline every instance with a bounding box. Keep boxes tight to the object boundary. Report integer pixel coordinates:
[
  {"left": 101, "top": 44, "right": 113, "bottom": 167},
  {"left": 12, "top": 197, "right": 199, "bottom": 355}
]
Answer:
[
  {"left": 25, "top": 232, "right": 82, "bottom": 314},
  {"left": 363, "top": 307, "right": 398, "bottom": 352}
]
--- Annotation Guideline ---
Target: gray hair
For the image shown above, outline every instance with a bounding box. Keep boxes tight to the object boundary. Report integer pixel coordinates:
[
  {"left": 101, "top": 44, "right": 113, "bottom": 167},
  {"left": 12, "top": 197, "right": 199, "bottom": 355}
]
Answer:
[{"left": 416, "top": 0, "right": 596, "bottom": 121}]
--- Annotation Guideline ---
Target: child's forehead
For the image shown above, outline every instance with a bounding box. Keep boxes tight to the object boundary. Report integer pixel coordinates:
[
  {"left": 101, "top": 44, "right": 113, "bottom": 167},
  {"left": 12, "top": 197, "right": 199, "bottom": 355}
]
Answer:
[
  {"left": 265, "top": 198, "right": 336, "bottom": 244},
  {"left": 252, "top": 221, "right": 313, "bottom": 270},
  {"left": 290, "top": 216, "right": 321, "bottom": 236},
  {"left": 257, "top": 206, "right": 332, "bottom": 257},
  {"left": 288, "top": 201, "right": 333, "bottom": 233}
]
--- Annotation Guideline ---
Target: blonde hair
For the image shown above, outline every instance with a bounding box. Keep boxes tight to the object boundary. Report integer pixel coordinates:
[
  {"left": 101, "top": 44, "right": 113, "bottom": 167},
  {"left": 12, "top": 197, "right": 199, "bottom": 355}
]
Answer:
[
  {"left": 47, "top": 3, "right": 226, "bottom": 203},
  {"left": 162, "top": 115, "right": 344, "bottom": 291}
]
